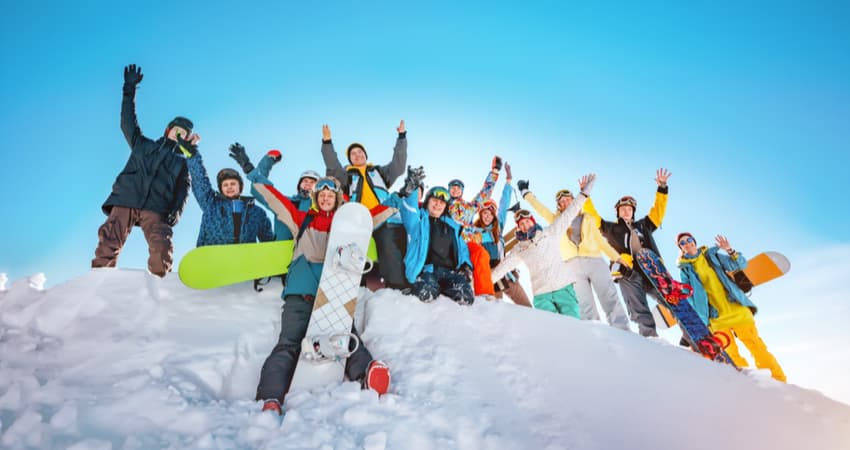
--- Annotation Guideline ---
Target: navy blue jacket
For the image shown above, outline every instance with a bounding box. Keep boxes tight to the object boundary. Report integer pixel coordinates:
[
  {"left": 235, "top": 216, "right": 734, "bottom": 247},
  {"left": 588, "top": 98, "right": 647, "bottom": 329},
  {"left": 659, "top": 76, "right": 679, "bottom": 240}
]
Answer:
[{"left": 102, "top": 86, "right": 190, "bottom": 225}]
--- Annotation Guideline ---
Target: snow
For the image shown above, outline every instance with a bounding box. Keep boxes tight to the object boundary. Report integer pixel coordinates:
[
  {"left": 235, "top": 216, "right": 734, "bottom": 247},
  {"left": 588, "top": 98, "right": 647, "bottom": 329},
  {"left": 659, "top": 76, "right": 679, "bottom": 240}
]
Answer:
[{"left": 1, "top": 269, "right": 849, "bottom": 449}]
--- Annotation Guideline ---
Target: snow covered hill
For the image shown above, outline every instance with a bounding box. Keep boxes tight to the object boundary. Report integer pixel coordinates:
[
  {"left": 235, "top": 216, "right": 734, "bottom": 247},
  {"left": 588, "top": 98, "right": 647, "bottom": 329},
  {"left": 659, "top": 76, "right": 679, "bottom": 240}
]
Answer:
[{"left": 1, "top": 269, "right": 848, "bottom": 449}]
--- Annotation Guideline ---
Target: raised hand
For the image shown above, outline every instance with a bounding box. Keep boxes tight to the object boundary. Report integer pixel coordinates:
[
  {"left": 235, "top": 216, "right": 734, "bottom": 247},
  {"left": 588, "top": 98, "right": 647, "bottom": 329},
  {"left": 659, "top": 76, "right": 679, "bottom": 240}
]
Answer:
[
  {"left": 655, "top": 168, "right": 672, "bottom": 187},
  {"left": 123, "top": 64, "right": 143, "bottom": 86},
  {"left": 176, "top": 133, "right": 198, "bottom": 158},
  {"left": 397, "top": 120, "right": 406, "bottom": 134},
  {"left": 579, "top": 173, "right": 596, "bottom": 196},
  {"left": 400, "top": 165, "right": 426, "bottom": 197},
  {"left": 491, "top": 156, "right": 503, "bottom": 172},
  {"left": 505, "top": 162, "right": 512, "bottom": 181},
  {"left": 517, "top": 179, "right": 529, "bottom": 192},
  {"left": 228, "top": 143, "right": 255, "bottom": 174},
  {"left": 322, "top": 124, "right": 332, "bottom": 141},
  {"left": 715, "top": 235, "right": 733, "bottom": 253}
]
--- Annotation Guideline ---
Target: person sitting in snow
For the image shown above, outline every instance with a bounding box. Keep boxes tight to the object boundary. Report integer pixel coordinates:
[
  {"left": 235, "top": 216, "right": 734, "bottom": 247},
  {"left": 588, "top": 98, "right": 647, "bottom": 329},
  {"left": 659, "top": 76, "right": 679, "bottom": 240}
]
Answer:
[
  {"left": 467, "top": 162, "right": 532, "bottom": 307},
  {"left": 253, "top": 175, "right": 393, "bottom": 415},
  {"left": 676, "top": 233, "right": 786, "bottom": 382},
  {"left": 321, "top": 122, "right": 408, "bottom": 290},
  {"left": 185, "top": 145, "right": 273, "bottom": 247},
  {"left": 490, "top": 174, "right": 597, "bottom": 317},
  {"left": 517, "top": 179, "right": 630, "bottom": 330},
  {"left": 397, "top": 166, "right": 475, "bottom": 305},
  {"left": 92, "top": 64, "right": 194, "bottom": 278},
  {"left": 445, "top": 157, "right": 502, "bottom": 298}
]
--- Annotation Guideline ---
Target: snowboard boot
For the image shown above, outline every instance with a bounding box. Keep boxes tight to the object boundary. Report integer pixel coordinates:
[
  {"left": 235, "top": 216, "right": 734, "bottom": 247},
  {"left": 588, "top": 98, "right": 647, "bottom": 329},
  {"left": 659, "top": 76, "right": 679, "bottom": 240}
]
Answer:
[
  {"left": 261, "top": 399, "right": 282, "bottom": 416},
  {"left": 362, "top": 360, "right": 391, "bottom": 395}
]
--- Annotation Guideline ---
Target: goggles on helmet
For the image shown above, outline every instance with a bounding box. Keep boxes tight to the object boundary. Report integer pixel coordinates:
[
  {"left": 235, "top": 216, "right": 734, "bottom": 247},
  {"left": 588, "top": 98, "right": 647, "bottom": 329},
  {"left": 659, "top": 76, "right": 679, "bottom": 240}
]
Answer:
[
  {"left": 428, "top": 186, "right": 450, "bottom": 202},
  {"left": 615, "top": 196, "right": 637, "bottom": 209},
  {"left": 556, "top": 189, "right": 574, "bottom": 200},
  {"left": 479, "top": 199, "right": 498, "bottom": 213},
  {"left": 314, "top": 178, "right": 340, "bottom": 193},
  {"left": 514, "top": 209, "right": 533, "bottom": 221}
]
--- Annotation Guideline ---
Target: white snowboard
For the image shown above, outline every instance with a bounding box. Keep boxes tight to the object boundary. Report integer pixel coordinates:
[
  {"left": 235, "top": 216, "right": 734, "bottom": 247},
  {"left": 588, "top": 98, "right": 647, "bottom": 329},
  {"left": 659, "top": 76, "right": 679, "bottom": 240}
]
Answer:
[{"left": 289, "top": 202, "right": 374, "bottom": 392}]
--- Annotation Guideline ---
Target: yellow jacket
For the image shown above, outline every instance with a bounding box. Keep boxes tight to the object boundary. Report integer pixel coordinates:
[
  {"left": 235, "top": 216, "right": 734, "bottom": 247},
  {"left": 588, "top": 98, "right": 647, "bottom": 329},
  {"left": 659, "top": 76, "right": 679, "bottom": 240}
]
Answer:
[{"left": 523, "top": 193, "right": 620, "bottom": 262}]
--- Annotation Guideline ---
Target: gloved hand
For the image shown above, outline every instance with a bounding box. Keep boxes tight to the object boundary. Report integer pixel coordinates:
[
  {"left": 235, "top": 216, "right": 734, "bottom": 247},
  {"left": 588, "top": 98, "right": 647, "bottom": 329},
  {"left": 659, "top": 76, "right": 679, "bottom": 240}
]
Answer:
[
  {"left": 517, "top": 179, "right": 530, "bottom": 197},
  {"left": 123, "top": 64, "right": 143, "bottom": 93},
  {"left": 165, "top": 211, "right": 179, "bottom": 226},
  {"left": 491, "top": 156, "right": 502, "bottom": 172},
  {"left": 400, "top": 165, "right": 426, "bottom": 197},
  {"left": 228, "top": 142, "right": 255, "bottom": 174},
  {"left": 579, "top": 173, "right": 596, "bottom": 197},
  {"left": 176, "top": 134, "right": 198, "bottom": 158},
  {"left": 506, "top": 202, "right": 521, "bottom": 214},
  {"left": 266, "top": 149, "right": 282, "bottom": 163},
  {"left": 460, "top": 264, "right": 474, "bottom": 283}
]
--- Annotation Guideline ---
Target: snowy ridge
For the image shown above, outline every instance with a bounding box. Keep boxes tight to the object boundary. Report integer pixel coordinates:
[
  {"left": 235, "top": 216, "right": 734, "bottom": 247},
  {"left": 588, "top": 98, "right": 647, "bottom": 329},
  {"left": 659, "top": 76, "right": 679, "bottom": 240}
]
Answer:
[{"left": 0, "top": 269, "right": 848, "bottom": 449}]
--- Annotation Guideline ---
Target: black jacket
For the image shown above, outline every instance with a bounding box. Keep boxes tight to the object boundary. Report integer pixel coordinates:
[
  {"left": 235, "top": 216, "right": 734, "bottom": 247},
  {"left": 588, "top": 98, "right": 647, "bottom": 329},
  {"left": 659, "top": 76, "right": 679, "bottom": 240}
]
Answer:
[
  {"left": 599, "top": 186, "right": 669, "bottom": 258},
  {"left": 101, "top": 86, "right": 190, "bottom": 225}
]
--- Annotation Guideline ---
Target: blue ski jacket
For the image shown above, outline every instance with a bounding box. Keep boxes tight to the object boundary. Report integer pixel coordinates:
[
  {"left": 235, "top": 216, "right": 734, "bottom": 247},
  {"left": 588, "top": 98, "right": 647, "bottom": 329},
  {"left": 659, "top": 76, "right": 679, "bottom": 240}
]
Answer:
[
  {"left": 399, "top": 192, "right": 471, "bottom": 284},
  {"left": 186, "top": 154, "right": 274, "bottom": 247},
  {"left": 678, "top": 246, "right": 758, "bottom": 325}
]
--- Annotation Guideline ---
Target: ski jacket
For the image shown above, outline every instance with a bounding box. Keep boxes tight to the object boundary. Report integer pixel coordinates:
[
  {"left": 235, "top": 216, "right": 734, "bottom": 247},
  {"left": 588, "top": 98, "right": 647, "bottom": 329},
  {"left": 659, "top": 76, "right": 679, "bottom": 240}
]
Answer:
[
  {"left": 186, "top": 153, "right": 273, "bottom": 247},
  {"left": 491, "top": 193, "right": 586, "bottom": 295},
  {"left": 598, "top": 186, "right": 668, "bottom": 265},
  {"left": 248, "top": 153, "right": 313, "bottom": 241},
  {"left": 677, "top": 246, "right": 757, "bottom": 325},
  {"left": 254, "top": 182, "right": 395, "bottom": 298},
  {"left": 468, "top": 182, "right": 512, "bottom": 263},
  {"left": 400, "top": 193, "right": 471, "bottom": 284},
  {"left": 523, "top": 194, "right": 619, "bottom": 262},
  {"left": 447, "top": 170, "right": 498, "bottom": 241},
  {"left": 321, "top": 134, "right": 407, "bottom": 210},
  {"left": 102, "top": 85, "right": 190, "bottom": 225}
]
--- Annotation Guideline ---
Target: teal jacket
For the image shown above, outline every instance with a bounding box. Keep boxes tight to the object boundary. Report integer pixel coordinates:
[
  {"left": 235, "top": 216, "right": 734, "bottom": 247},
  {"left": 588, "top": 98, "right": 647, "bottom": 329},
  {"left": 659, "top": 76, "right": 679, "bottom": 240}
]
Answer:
[{"left": 678, "top": 246, "right": 758, "bottom": 325}]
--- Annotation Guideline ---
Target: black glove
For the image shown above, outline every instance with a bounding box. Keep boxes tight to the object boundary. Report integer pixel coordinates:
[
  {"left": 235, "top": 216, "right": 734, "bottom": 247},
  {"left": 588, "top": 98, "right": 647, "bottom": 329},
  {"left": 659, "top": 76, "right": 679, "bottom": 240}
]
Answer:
[
  {"left": 123, "top": 64, "right": 143, "bottom": 92},
  {"left": 228, "top": 143, "right": 255, "bottom": 174},
  {"left": 506, "top": 202, "right": 521, "bottom": 214},
  {"left": 400, "top": 165, "right": 426, "bottom": 197},
  {"left": 517, "top": 179, "right": 529, "bottom": 191},
  {"left": 165, "top": 211, "right": 179, "bottom": 226},
  {"left": 460, "top": 264, "right": 474, "bottom": 283},
  {"left": 176, "top": 134, "right": 198, "bottom": 157},
  {"left": 491, "top": 156, "right": 502, "bottom": 171}
]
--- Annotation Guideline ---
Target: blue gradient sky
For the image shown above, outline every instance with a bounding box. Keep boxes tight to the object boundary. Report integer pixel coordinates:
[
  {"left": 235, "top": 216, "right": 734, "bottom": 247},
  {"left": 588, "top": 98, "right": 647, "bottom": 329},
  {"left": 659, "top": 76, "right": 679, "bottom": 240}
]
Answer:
[{"left": 2, "top": 1, "right": 848, "bottom": 283}]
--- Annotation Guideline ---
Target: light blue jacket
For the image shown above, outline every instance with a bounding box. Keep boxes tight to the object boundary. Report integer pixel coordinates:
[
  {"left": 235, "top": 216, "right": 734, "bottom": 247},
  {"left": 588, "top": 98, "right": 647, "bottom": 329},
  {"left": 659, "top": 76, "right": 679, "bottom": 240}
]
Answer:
[
  {"left": 678, "top": 246, "right": 758, "bottom": 325},
  {"left": 400, "top": 193, "right": 471, "bottom": 284}
]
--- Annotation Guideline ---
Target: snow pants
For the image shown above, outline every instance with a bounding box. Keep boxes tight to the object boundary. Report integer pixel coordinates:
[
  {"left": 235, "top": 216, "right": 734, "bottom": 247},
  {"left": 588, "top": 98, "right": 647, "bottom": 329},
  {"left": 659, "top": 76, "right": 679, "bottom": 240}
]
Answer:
[
  {"left": 373, "top": 223, "right": 408, "bottom": 289},
  {"left": 92, "top": 206, "right": 173, "bottom": 277},
  {"left": 467, "top": 241, "right": 496, "bottom": 296},
  {"left": 715, "top": 322, "right": 786, "bottom": 382},
  {"left": 533, "top": 284, "right": 580, "bottom": 318},
  {"left": 411, "top": 266, "right": 475, "bottom": 305},
  {"left": 256, "top": 294, "right": 373, "bottom": 403},
  {"left": 565, "top": 257, "right": 630, "bottom": 330},
  {"left": 617, "top": 269, "right": 664, "bottom": 337}
]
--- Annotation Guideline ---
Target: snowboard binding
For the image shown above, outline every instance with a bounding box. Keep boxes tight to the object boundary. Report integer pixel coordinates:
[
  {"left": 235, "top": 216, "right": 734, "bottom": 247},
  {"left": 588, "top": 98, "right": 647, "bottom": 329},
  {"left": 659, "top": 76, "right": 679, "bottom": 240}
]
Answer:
[
  {"left": 335, "top": 243, "right": 374, "bottom": 275},
  {"left": 300, "top": 333, "right": 361, "bottom": 364}
]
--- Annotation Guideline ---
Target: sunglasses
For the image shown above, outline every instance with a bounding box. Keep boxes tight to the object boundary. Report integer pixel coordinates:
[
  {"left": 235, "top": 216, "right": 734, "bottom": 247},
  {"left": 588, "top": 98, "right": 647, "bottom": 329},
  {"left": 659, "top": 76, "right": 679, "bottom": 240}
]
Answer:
[
  {"left": 430, "top": 187, "right": 450, "bottom": 202},
  {"left": 678, "top": 237, "right": 696, "bottom": 247},
  {"left": 514, "top": 209, "right": 533, "bottom": 221},
  {"left": 315, "top": 178, "right": 340, "bottom": 193},
  {"left": 556, "top": 189, "right": 573, "bottom": 200}
]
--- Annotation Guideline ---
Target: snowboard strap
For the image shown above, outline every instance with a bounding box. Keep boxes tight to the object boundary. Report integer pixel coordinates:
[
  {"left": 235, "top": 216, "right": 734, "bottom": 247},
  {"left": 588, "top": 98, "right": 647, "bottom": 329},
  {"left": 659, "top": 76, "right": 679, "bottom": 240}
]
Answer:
[{"left": 296, "top": 214, "right": 315, "bottom": 242}]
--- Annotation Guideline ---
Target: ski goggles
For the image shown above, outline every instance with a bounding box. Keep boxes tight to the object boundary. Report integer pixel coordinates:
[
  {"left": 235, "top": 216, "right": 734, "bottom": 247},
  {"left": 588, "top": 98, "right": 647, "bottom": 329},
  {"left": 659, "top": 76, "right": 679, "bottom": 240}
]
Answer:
[
  {"left": 678, "top": 236, "right": 696, "bottom": 247},
  {"left": 314, "top": 178, "right": 340, "bottom": 193},
  {"left": 448, "top": 179, "right": 464, "bottom": 189},
  {"left": 479, "top": 199, "right": 498, "bottom": 213},
  {"left": 615, "top": 196, "right": 637, "bottom": 209},
  {"left": 556, "top": 189, "right": 574, "bottom": 200},
  {"left": 514, "top": 209, "right": 533, "bottom": 221},
  {"left": 428, "top": 187, "right": 450, "bottom": 202}
]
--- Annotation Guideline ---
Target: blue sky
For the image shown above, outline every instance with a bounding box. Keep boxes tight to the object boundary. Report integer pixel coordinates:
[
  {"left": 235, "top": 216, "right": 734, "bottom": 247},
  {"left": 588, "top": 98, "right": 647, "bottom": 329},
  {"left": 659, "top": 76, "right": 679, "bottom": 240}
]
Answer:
[{"left": 1, "top": 0, "right": 849, "bottom": 285}]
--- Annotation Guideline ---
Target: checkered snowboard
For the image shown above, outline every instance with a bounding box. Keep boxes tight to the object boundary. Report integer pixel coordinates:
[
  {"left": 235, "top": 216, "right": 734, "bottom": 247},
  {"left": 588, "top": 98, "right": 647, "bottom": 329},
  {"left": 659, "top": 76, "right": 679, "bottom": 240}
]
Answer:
[{"left": 289, "top": 202, "right": 374, "bottom": 391}]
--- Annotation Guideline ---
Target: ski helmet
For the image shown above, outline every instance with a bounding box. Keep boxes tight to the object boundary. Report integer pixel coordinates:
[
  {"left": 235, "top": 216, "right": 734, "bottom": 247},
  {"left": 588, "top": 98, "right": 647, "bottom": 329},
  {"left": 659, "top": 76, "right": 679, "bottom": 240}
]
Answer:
[
  {"left": 297, "top": 170, "right": 321, "bottom": 192},
  {"left": 311, "top": 176, "right": 345, "bottom": 210},
  {"left": 478, "top": 199, "right": 498, "bottom": 214},
  {"left": 448, "top": 179, "right": 465, "bottom": 190},
  {"left": 217, "top": 168, "right": 243, "bottom": 193},
  {"left": 614, "top": 195, "right": 637, "bottom": 213},
  {"left": 166, "top": 116, "right": 193, "bottom": 135},
  {"left": 424, "top": 186, "right": 451, "bottom": 214}
]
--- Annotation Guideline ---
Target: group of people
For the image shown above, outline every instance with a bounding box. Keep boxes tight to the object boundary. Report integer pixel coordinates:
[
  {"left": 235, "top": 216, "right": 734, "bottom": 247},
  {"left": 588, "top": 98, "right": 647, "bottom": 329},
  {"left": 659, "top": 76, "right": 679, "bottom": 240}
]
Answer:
[{"left": 92, "top": 65, "right": 786, "bottom": 415}]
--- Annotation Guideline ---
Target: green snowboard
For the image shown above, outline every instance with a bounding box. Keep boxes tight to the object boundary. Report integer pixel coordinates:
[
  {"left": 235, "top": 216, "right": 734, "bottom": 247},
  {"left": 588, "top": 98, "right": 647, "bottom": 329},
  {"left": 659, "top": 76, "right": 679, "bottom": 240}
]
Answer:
[{"left": 178, "top": 239, "right": 379, "bottom": 290}]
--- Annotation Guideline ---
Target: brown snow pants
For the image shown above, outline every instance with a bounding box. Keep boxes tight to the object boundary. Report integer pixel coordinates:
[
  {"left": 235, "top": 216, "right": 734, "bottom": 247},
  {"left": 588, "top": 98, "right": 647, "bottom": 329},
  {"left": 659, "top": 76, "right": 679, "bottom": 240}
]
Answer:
[{"left": 92, "top": 206, "right": 174, "bottom": 277}]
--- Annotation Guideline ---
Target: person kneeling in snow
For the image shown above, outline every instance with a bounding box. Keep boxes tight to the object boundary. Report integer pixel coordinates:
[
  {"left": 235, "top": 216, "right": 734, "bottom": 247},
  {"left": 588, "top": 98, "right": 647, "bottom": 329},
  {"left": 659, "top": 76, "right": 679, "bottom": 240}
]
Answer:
[
  {"left": 676, "top": 233, "right": 786, "bottom": 382},
  {"left": 490, "top": 174, "right": 596, "bottom": 317},
  {"left": 397, "top": 167, "right": 475, "bottom": 305},
  {"left": 253, "top": 175, "right": 392, "bottom": 415}
]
